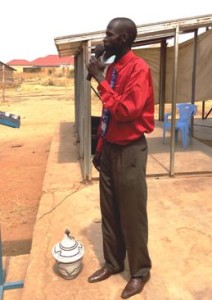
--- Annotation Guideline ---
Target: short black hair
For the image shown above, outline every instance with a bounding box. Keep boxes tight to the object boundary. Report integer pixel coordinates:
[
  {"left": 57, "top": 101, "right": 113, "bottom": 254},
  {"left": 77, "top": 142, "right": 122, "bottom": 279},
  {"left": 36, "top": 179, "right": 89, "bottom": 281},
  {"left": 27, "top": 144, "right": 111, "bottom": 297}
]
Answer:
[{"left": 109, "top": 17, "right": 137, "bottom": 46}]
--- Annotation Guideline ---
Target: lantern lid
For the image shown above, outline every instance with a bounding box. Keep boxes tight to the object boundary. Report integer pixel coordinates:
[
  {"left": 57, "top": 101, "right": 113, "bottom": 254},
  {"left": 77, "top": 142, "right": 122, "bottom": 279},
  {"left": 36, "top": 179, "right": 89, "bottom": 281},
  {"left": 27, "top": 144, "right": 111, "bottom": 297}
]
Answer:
[{"left": 52, "top": 229, "right": 84, "bottom": 263}]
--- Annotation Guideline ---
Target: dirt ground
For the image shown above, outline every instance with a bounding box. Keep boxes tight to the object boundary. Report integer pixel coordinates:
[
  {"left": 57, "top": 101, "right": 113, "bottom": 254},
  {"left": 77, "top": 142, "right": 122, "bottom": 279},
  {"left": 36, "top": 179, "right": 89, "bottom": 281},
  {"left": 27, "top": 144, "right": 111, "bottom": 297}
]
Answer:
[
  {"left": 0, "top": 76, "right": 211, "bottom": 257},
  {"left": 0, "top": 78, "right": 75, "bottom": 256}
]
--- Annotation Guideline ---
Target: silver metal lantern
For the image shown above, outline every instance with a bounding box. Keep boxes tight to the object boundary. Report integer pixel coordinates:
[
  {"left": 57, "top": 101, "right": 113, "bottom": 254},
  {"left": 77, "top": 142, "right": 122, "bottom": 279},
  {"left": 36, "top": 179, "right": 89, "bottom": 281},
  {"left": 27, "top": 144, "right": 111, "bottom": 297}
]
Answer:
[{"left": 52, "top": 229, "right": 85, "bottom": 279}]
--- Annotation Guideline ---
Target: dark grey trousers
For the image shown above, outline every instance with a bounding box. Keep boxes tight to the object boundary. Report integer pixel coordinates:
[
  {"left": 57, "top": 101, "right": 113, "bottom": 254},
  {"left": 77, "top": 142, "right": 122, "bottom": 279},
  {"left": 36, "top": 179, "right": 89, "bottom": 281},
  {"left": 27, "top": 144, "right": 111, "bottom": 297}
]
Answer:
[{"left": 99, "top": 135, "right": 152, "bottom": 277}]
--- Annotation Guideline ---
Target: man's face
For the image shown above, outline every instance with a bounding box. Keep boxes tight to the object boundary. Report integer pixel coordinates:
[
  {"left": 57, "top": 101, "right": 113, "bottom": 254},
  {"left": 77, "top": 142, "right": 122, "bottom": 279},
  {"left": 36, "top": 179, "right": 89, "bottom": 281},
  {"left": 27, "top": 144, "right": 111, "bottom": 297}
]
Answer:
[{"left": 103, "top": 21, "right": 123, "bottom": 57}]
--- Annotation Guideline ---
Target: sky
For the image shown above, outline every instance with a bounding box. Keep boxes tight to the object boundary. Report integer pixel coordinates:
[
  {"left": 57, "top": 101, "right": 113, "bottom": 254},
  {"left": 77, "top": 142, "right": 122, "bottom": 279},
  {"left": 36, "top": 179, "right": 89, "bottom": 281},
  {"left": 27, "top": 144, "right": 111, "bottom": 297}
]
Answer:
[{"left": 1, "top": 0, "right": 211, "bottom": 63}]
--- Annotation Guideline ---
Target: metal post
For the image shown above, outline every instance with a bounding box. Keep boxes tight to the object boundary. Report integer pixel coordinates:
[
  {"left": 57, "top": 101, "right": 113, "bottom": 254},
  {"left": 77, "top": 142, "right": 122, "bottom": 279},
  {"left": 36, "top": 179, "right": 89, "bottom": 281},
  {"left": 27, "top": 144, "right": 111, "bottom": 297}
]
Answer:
[
  {"left": 2, "top": 65, "right": 5, "bottom": 102},
  {"left": 0, "top": 228, "right": 4, "bottom": 287},
  {"left": 83, "top": 41, "right": 92, "bottom": 181},
  {"left": 78, "top": 49, "right": 84, "bottom": 162},
  {"left": 75, "top": 54, "right": 80, "bottom": 143},
  {"left": 0, "top": 226, "right": 24, "bottom": 299},
  {"left": 74, "top": 56, "right": 78, "bottom": 138},
  {"left": 170, "top": 25, "right": 180, "bottom": 177},
  {"left": 159, "top": 39, "right": 167, "bottom": 121},
  {"left": 191, "top": 29, "right": 198, "bottom": 138}
]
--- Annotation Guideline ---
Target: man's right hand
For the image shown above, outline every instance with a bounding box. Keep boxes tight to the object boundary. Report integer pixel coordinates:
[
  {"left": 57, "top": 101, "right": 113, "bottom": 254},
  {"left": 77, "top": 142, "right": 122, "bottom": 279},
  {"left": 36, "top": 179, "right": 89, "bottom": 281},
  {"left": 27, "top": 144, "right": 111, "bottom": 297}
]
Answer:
[
  {"left": 92, "top": 152, "right": 102, "bottom": 172},
  {"left": 87, "top": 57, "right": 105, "bottom": 84}
]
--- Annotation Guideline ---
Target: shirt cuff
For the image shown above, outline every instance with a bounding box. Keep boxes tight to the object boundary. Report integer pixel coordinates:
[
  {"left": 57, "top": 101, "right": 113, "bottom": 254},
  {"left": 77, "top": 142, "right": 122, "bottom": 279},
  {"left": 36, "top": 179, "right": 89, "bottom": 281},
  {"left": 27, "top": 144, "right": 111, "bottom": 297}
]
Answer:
[{"left": 98, "top": 80, "right": 112, "bottom": 99}]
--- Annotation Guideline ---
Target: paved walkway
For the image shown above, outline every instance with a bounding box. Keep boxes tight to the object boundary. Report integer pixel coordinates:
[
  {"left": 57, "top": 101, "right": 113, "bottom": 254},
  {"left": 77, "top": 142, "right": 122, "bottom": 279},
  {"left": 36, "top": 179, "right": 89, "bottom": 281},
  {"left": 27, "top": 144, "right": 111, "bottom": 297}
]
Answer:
[{"left": 3, "top": 119, "right": 212, "bottom": 300}]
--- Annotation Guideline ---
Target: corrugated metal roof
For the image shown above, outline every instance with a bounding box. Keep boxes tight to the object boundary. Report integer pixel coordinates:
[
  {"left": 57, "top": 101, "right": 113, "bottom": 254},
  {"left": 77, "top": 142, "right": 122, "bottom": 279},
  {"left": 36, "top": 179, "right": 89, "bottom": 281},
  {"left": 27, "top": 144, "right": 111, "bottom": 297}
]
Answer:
[
  {"left": 6, "top": 59, "right": 30, "bottom": 66},
  {"left": 7, "top": 55, "right": 74, "bottom": 67},
  {"left": 54, "top": 14, "right": 212, "bottom": 56},
  {"left": 0, "top": 61, "right": 16, "bottom": 71},
  {"left": 31, "top": 55, "right": 74, "bottom": 66}
]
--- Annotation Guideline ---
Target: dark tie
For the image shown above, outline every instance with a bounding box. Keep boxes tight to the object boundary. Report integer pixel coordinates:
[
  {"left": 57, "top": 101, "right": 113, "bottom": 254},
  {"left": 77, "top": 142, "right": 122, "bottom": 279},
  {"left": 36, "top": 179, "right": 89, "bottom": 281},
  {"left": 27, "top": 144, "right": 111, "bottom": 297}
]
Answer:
[{"left": 101, "top": 68, "right": 117, "bottom": 137}]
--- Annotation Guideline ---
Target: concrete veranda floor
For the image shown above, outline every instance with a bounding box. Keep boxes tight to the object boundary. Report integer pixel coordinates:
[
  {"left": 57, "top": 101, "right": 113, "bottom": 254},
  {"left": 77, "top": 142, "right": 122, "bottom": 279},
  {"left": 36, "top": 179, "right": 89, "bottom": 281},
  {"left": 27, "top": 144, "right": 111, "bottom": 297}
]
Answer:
[{"left": 2, "top": 117, "right": 212, "bottom": 300}]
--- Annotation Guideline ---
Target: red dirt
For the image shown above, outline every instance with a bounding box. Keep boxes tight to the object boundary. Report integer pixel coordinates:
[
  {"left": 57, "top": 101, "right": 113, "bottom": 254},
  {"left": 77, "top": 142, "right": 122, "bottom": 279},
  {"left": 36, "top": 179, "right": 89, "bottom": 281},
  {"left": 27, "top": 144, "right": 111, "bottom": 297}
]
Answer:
[{"left": 0, "top": 82, "right": 73, "bottom": 256}]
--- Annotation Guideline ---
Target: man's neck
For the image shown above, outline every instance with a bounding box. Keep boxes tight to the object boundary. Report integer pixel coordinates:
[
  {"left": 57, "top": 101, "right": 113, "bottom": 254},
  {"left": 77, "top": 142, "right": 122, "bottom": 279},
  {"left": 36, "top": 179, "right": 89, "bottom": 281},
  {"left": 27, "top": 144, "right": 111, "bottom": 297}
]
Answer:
[{"left": 115, "top": 48, "right": 131, "bottom": 62}]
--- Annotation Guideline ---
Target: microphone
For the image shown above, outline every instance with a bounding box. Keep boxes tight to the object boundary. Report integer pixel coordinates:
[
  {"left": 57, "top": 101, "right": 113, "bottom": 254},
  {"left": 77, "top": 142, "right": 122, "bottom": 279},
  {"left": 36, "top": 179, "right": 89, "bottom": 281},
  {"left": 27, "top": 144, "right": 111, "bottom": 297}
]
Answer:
[{"left": 86, "top": 44, "right": 105, "bottom": 81}]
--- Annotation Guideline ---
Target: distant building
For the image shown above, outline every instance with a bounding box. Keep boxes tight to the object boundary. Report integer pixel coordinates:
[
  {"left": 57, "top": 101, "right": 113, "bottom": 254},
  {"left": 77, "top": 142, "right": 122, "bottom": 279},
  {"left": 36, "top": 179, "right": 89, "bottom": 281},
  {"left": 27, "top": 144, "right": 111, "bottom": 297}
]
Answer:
[
  {"left": 7, "top": 55, "right": 74, "bottom": 73},
  {"left": 0, "top": 61, "right": 16, "bottom": 86},
  {"left": 31, "top": 55, "right": 74, "bottom": 67},
  {"left": 6, "top": 59, "right": 31, "bottom": 73}
]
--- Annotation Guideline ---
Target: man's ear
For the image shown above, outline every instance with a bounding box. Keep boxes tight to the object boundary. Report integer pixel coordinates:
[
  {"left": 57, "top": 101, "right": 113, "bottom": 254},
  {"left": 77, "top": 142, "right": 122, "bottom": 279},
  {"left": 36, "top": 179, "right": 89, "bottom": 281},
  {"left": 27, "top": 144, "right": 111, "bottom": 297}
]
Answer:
[{"left": 120, "top": 32, "right": 128, "bottom": 44}]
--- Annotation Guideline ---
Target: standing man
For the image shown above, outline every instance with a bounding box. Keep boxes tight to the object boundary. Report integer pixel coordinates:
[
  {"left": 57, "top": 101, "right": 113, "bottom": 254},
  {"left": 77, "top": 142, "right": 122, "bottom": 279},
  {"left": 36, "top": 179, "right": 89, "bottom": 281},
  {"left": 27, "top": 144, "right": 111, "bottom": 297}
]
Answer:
[{"left": 87, "top": 17, "right": 154, "bottom": 299}]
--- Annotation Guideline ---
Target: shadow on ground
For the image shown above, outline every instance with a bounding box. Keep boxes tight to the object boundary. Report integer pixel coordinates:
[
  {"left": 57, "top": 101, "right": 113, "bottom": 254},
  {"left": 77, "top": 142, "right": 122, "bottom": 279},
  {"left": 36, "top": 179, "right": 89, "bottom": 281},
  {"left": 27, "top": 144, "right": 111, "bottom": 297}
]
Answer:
[{"left": 3, "top": 239, "right": 32, "bottom": 256}]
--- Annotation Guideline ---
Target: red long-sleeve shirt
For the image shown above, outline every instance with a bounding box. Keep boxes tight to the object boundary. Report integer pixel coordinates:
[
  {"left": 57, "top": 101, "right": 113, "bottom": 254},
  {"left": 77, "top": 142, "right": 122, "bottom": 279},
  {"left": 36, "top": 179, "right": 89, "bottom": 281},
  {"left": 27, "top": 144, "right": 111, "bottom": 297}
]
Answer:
[{"left": 96, "top": 50, "right": 154, "bottom": 153}]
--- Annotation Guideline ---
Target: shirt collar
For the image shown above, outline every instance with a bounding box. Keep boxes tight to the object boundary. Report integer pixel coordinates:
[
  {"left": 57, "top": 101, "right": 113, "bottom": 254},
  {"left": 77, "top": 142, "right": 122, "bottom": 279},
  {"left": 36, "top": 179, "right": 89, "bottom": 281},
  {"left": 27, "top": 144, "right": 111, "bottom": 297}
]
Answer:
[{"left": 113, "top": 50, "right": 135, "bottom": 69}]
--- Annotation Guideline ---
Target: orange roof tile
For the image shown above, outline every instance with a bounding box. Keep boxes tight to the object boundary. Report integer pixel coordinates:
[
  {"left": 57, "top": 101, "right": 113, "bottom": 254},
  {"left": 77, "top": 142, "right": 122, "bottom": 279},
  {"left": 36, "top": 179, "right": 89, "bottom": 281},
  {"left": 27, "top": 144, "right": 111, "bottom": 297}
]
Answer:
[
  {"left": 7, "top": 59, "right": 31, "bottom": 66},
  {"left": 31, "top": 55, "right": 74, "bottom": 66}
]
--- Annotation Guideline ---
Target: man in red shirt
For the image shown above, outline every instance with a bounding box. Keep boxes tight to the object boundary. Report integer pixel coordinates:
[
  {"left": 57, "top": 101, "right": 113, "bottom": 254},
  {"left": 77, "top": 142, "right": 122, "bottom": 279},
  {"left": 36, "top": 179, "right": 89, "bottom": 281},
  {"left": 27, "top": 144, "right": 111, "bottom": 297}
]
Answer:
[{"left": 87, "top": 17, "right": 154, "bottom": 299}]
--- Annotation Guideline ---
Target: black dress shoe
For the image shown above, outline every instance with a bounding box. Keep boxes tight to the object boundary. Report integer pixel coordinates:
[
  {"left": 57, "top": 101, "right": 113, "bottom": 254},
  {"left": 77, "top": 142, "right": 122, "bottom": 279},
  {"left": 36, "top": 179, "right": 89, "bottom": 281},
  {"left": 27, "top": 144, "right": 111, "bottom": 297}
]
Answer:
[
  {"left": 121, "top": 273, "right": 151, "bottom": 299},
  {"left": 88, "top": 266, "right": 123, "bottom": 283}
]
